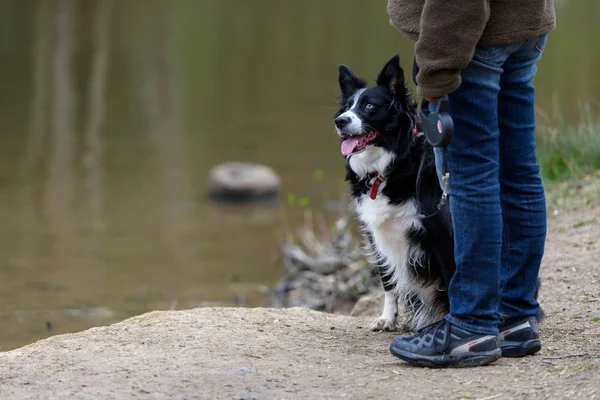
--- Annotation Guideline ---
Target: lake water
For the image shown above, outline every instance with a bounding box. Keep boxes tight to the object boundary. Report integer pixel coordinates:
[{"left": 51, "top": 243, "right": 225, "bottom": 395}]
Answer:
[{"left": 1, "top": 0, "right": 598, "bottom": 350}]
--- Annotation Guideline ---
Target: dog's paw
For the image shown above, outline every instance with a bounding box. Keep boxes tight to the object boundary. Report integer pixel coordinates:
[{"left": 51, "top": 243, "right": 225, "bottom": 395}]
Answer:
[{"left": 369, "top": 316, "right": 399, "bottom": 332}]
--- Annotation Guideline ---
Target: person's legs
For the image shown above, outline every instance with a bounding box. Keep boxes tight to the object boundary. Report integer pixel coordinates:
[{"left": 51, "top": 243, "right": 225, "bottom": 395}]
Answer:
[
  {"left": 423, "top": 37, "right": 548, "bottom": 359},
  {"left": 390, "top": 43, "right": 530, "bottom": 368},
  {"left": 426, "top": 55, "right": 505, "bottom": 335},
  {"left": 440, "top": 46, "right": 518, "bottom": 336},
  {"left": 497, "top": 35, "right": 548, "bottom": 324}
]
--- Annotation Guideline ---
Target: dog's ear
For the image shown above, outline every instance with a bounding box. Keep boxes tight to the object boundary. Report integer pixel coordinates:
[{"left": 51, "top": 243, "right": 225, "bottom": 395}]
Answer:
[
  {"left": 338, "top": 65, "right": 366, "bottom": 99},
  {"left": 375, "top": 55, "right": 406, "bottom": 98}
]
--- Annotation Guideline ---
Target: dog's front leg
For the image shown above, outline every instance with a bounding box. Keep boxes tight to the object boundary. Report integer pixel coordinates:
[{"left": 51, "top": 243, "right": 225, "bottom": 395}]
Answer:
[
  {"left": 364, "top": 232, "right": 400, "bottom": 332},
  {"left": 370, "top": 258, "right": 400, "bottom": 332},
  {"left": 370, "top": 290, "right": 399, "bottom": 332}
]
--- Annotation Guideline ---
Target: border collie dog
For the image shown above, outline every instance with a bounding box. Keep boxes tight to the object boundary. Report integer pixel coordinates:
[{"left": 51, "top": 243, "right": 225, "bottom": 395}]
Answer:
[{"left": 334, "top": 55, "right": 456, "bottom": 332}]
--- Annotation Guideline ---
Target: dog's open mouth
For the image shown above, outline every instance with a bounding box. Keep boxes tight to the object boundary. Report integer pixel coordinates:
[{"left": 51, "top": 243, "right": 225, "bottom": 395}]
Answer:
[{"left": 340, "top": 131, "right": 378, "bottom": 156}]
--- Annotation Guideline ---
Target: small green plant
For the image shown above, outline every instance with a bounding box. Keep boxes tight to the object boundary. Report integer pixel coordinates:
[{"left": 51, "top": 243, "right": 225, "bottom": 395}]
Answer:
[
  {"left": 313, "top": 169, "right": 325, "bottom": 181},
  {"left": 297, "top": 196, "right": 310, "bottom": 208},
  {"left": 536, "top": 102, "right": 600, "bottom": 182},
  {"left": 287, "top": 193, "right": 297, "bottom": 207},
  {"left": 591, "top": 316, "right": 600, "bottom": 323},
  {"left": 573, "top": 217, "right": 597, "bottom": 228},
  {"left": 284, "top": 193, "right": 311, "bottom": 209}
]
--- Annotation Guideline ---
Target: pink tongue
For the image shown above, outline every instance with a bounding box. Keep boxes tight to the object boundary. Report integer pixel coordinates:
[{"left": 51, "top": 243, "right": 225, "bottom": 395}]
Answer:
[{"left": 341, "top": 137, "right": 360, "bottom": 156}]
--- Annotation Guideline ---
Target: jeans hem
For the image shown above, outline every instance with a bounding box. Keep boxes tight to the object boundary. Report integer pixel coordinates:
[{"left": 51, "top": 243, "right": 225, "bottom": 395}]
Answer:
[
  {"left": 497, "top": 308, "right": 541, "bottom": 325},
  {"left": 445, "top": 315, "right": 499, "bottom": 335},
  {"left": 500, "top": 314, "right": 540, "bottom": 327}
]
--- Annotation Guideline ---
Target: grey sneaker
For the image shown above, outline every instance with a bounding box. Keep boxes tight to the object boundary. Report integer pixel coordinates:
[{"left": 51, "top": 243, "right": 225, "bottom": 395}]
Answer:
[
  {"left": 498, "top": 316, "right": 541, "bottom": 357},
  {"left": 389, "top": 319, "right": 502, "bottom": 368}
]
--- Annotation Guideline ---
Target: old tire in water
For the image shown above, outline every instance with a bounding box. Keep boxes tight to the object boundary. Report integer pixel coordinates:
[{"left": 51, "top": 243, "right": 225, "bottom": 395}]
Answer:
[{"left": 208, "top": 162, "right": 281, "bottom": 203}]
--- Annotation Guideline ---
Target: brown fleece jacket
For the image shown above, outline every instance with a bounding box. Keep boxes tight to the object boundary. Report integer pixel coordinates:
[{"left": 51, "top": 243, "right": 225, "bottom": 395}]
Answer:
[{"left": 387, "top": 0, "right": 556, "bottom": 98}]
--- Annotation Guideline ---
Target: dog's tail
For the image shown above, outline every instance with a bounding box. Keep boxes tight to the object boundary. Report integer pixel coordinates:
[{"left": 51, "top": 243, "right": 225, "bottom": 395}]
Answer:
[{"left": 534, "top": 277, "right": 546, "bottom": 323}]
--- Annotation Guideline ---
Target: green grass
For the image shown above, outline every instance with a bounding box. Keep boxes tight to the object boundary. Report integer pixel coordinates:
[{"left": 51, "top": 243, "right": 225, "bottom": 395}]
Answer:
[
  {"left": 537, "top": 102, "right": 600, "bottom": 182},
  {"left": 573, "top": 217, "right": 597, "bottom": 228},
  {"left": 545, "top": 169, "right": 600, "bottom": 211}
]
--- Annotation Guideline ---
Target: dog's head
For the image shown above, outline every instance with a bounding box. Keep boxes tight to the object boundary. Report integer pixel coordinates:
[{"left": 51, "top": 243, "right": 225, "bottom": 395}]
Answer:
[{"left": 334, "top": 55, "right": 414, "bottom": 175}]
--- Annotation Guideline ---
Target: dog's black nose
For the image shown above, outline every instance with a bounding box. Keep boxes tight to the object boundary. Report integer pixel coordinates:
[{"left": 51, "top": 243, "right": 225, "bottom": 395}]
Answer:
[{"left": 335, "top": 116, "right": 350, "bottom": 129}]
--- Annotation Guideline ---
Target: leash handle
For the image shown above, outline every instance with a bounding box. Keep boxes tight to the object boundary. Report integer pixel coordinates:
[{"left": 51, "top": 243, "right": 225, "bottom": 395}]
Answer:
[{"left": 418, "top": 95, "right": 454, "bottom": 148}]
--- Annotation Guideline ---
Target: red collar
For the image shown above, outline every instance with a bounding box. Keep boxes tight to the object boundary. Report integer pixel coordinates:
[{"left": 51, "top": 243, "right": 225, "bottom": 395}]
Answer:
[
  {"left": 366, "top": 121, "right": 419, "bottom": 200},
  {"left": 367, "top": 172, "right": 387, "bottom": 200}
]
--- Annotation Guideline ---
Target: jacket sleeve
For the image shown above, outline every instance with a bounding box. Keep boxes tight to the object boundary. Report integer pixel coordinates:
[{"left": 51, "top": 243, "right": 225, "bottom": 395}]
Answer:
[{"left": 414, "top": 0, "right": 491, "bottom": 98}]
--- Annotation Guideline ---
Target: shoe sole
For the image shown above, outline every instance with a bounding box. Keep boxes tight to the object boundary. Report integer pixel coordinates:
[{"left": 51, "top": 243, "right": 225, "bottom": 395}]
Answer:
[
  {"left": 390, "top": 345, "right": 502, "bottom": 368},
  {"left": 500, "top": 339, "right": 541, "bottom": 358}
]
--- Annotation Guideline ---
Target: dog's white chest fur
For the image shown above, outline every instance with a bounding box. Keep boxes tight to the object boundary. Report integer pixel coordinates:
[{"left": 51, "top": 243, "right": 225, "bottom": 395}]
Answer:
[
  {"left": 356, "top": 194, "right": 442, "bottom": 330},
  {"left": 361, "top": 194, "right": 429, "bottom": 288},
  {"left": 356, "top": 195, "right": 424, "bottom": 278}
]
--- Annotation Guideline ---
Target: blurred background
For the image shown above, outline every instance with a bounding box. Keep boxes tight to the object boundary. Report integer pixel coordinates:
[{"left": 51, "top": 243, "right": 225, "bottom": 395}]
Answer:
[{"left": 0, "top": 0, "right": 598, "bottom": 350}]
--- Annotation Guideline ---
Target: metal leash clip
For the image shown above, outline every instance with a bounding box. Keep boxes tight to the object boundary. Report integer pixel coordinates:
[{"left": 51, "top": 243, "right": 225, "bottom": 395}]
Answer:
[{"left": 438, "top": 172, "right": 450, "bottom": 210}]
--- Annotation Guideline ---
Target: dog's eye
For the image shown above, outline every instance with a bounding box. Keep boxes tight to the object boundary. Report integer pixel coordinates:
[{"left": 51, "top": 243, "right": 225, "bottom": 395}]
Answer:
[{"left": 365, "top": 103, "right": 375, "bottom": 109}]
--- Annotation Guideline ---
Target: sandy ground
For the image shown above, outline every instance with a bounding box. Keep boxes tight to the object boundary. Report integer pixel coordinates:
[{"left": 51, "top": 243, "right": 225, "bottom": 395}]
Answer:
[{"left": 0, "top": 189, "right": 599, "bottom": 399}]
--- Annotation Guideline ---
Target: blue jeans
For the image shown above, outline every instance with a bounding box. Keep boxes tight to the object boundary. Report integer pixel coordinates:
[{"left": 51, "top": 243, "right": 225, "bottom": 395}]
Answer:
[{"left": 432, "top": 34, "right": 549, "bottom": 335}]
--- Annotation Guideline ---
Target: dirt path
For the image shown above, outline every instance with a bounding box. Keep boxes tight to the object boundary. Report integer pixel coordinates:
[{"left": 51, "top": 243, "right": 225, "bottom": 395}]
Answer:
[{"left": 0, "top": 198, "right": 598, "bottom": 400}]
